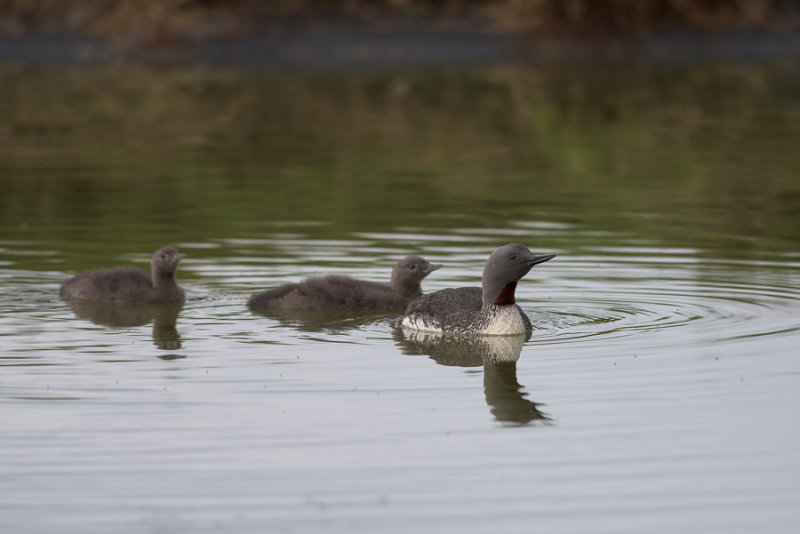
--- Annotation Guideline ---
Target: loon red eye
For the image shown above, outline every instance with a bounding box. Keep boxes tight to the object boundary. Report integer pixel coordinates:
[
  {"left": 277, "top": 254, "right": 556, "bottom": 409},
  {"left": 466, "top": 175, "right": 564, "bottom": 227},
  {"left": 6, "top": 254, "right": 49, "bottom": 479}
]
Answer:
[{"left": 509, "top": 253, "right": 517, "bottom": 260}]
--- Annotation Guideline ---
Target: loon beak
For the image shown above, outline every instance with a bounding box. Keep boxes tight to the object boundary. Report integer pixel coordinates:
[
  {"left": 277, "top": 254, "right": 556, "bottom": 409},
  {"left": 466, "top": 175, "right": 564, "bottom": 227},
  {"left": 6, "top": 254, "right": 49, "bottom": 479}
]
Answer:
[
  {"left": 427, "top": 263, "right": 443, "bottom": 273},
  {"left": 176, "top": 253, "right": 186, "bottom": 263},
  {"left": 528, "top": 254, "right": 556, "bottom": 266}
]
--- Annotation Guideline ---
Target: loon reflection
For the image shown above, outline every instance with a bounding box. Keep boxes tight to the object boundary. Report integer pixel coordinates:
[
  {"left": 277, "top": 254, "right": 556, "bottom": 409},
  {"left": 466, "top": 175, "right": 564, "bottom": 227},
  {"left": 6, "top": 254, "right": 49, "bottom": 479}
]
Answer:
[
  {"left": 64, "top": 300, "right": 183, "bottom": 351},
  {"left": 396, "top": 330, "right": 551, "bottom": 425}
]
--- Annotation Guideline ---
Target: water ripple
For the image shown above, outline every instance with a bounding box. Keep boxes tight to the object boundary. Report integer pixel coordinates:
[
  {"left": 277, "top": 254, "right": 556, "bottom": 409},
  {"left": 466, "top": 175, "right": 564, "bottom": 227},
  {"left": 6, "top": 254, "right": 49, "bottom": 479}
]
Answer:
[
  {"left": 3, "top": 234, "right": 800, "bottom": 361},
  {"left": 520, "top": 261, "right": 800, "bottom": 350}
]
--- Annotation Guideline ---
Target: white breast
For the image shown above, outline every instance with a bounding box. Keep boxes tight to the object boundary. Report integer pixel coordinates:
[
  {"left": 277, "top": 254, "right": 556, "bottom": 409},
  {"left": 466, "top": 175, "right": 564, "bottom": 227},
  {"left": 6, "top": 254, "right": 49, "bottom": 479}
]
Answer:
[
  {"left": 481, "top": 305, "right": 528, "bottom": 336},
  {"left": 402, "top": 305, "right": 528, "bottom": 336}
]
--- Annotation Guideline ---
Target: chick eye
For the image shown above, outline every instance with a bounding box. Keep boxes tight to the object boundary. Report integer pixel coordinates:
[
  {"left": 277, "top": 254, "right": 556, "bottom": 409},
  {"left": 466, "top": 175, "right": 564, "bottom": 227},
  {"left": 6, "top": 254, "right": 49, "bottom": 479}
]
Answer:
[
  {"left": 161, "top": 254, "right": 167, "bottom": 260},
  {"left": 509, "top": 253, "right": 517, "bottom": 260},
  {"left": 410, "top": 264, "right": 417, "bottom": 270}
]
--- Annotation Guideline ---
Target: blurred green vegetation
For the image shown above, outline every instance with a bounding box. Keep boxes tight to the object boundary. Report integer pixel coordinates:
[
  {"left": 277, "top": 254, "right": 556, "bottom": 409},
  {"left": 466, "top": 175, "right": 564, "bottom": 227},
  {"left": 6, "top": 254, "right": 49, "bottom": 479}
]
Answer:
[
  {"left": 2, "top": 63, "right": 800, "bottom": 263},
  {"left": 0, "top": 0, "right": 794, "bottom": 45}
]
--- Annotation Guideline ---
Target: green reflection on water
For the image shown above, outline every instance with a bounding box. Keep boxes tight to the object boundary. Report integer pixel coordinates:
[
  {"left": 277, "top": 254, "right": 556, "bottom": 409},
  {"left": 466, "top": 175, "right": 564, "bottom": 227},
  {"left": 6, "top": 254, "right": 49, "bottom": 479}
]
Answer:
[{"left": 2, "top": 63, "right": 800, "bottom": 268}]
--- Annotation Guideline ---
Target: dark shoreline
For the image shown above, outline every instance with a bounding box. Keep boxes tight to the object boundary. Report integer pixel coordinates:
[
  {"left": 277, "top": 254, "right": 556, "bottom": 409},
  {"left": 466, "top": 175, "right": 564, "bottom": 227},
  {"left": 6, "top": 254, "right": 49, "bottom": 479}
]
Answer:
[
  {"left": 0, "top": 31, "right": 800, "bottom": 69},
  {"left": 4, "top": 21, "right": 800, "bottom": 67}
]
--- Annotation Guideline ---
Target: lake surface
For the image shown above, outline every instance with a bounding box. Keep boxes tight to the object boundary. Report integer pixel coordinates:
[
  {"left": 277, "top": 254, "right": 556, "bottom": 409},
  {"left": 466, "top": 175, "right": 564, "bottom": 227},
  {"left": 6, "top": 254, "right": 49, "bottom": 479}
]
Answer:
[{"left": 2, "top": 61, "right": 800, "bottom": 533}]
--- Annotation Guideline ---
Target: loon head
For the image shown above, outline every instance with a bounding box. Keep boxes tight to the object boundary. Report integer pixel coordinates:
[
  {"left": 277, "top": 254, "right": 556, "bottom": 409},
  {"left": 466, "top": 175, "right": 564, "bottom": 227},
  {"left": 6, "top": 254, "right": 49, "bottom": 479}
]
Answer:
[{"left": 481, "top": 243, "right": 555, "bottom": 307}]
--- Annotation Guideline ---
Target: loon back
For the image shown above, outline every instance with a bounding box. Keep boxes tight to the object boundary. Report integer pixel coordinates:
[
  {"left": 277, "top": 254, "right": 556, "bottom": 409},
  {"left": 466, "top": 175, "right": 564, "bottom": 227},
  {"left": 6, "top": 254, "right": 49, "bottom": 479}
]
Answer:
[
  {"left": 404, "top": 286, "right": 483, "bottom": 317},
  {"left": 403, "top": 286, "right": 532, "bottom": 336},
  {"left": 249, "top": 275, "right": 409, "bottom": 310}
]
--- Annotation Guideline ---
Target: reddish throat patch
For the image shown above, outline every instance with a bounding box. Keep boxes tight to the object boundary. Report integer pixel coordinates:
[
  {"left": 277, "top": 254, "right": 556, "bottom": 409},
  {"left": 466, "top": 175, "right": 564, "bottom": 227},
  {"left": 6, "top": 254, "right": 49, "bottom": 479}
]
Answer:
[{"left": 493, "top": 281, "right": 517, "bottom": 306}]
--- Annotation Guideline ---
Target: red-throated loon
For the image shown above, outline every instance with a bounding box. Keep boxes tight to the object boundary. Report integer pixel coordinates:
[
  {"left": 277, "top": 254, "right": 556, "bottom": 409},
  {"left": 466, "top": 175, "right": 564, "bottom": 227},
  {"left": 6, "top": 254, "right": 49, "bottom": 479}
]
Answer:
[{"left": 402, "top": 244, "right": 555, "bottom": 336}]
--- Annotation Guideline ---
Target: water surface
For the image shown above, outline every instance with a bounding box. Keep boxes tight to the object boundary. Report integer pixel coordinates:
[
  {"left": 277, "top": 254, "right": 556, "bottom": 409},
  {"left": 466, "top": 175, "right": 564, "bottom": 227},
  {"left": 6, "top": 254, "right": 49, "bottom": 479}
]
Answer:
[{"left": 2, "top": 62, "right": 800, "bottom": 533}]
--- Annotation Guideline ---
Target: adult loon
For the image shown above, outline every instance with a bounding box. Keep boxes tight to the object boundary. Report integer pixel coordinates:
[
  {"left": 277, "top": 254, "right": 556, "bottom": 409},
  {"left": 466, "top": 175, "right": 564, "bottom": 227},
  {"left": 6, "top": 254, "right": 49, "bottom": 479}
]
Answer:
[
  {"left": 248, "top": 255, "right": 442, "bottom": 311},
  {"left": 402, "top": 244, "right": 555, "bottom": 336},
  {"left": 60, "top": 246, "right": 186, "bottom": 304}
]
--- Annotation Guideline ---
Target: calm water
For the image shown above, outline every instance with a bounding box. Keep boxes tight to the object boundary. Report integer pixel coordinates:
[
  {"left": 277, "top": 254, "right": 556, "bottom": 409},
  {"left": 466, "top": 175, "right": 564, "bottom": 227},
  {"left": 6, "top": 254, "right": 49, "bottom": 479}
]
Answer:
[{"left": 2, "top": 62, "right": 800, "bottom": 533}]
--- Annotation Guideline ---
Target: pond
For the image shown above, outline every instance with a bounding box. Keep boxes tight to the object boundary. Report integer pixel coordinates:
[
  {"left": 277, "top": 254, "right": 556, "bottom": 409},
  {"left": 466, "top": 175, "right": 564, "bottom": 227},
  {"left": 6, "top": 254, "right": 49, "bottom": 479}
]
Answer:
[{"left": 2, "top": 61, "right": 800, "bottom": 533}]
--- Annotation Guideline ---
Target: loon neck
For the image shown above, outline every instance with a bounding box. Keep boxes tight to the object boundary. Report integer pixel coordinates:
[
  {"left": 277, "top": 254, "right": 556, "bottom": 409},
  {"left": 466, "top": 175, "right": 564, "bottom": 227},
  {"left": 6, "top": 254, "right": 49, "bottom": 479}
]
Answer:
[{"left": 483, "top": 281, "right": 517, "bottom": 308}]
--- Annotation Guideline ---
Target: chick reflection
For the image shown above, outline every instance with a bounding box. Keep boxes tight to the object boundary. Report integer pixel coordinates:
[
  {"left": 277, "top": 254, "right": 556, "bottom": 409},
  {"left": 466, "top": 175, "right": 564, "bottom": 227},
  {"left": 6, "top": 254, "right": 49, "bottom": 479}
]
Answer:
[
  {"left": 64, "top": 300, "right": 183, "bottom": 350},
  {"left": 396, "top": 330, "right": 550, "bottom": 425},
  {"left": 249, "top": 306, "right": 396, "bottom": 334}
]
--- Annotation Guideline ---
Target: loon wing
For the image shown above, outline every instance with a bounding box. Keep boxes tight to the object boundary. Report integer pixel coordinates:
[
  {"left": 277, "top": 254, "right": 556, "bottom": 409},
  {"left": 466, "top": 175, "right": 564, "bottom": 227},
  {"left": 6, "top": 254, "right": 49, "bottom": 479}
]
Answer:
[{"left": 405, "top": 286, "right": 482, "bottom": 320}]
